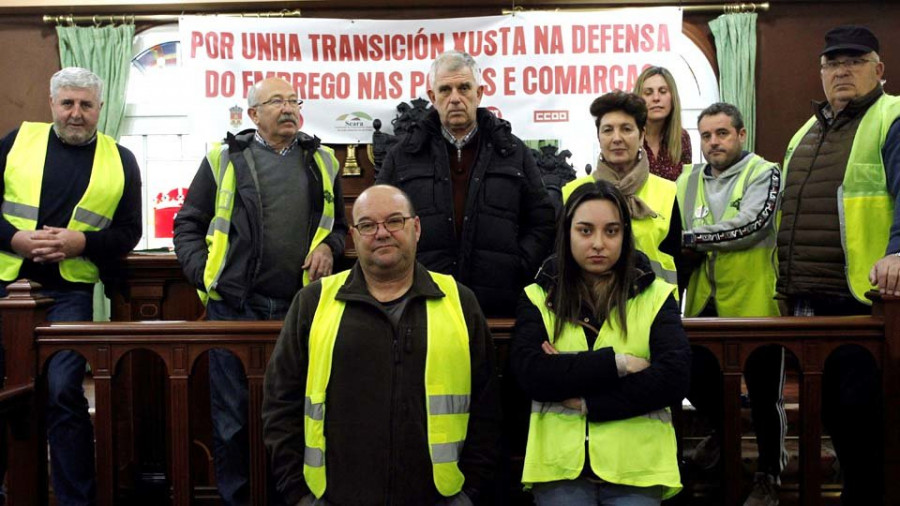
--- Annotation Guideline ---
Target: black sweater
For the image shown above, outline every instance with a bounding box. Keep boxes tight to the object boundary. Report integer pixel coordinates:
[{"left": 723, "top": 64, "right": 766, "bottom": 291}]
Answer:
[{"left": 0, "top": 126, "right": 143, "bottom": 290}]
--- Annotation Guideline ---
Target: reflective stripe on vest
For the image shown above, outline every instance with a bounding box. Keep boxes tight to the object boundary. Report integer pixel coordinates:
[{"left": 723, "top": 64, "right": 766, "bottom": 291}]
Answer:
[
  {"left": 562, "top": 175, "right": 678, "bottom": 287},
  {"left": 529, "top": 400, "right": 672, "bottom": 424},
  {"left": 521, "top": 281, "right": 681, "bottom": 498},
  {"left": 1, "top": 121, "right": 124, "bottom": 283},
  {"left": 302, "top": 148, "right": 339, "bottom": 286},
  {"left": 675, "top": 156, "right": 780, "bottom": 317},
  {"left": 784, "top": 94, "right": 900, "bottom": 304},
  {"left": 304, "top": 270, "right": 471, "bottom": 498},
  {"left": 198, "top": 142, "right": 338, "bottom": 304}
]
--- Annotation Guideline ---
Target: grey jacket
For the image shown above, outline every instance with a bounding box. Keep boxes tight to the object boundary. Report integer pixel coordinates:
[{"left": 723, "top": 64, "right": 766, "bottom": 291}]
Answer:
[{"left": 682, "top": 152, "right": 781, "bottom": 252}]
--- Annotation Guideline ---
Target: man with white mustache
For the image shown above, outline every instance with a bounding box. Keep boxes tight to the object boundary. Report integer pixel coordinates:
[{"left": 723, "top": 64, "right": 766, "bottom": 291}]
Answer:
[
  {"left": 0, "top": 67, "right": 142, "bottom": 506},
  {"left": 676, "top": 103, "right": 784, "bottom": 506},
  {"left": 174, "top": 77, "right": 347, "bottom": 506}
]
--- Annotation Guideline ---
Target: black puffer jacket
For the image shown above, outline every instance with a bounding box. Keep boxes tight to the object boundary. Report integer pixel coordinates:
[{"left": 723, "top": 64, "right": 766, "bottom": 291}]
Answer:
[
  {"left": 377, "top": 109, "right": 556, "bottom": 317},
  {"left": 173, "top": 129, "right": 347, "bottom": 307}
]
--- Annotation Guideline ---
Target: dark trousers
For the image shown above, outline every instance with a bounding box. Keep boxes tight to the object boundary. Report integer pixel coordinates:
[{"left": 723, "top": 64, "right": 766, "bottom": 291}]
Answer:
[
  {"left": 689, "top": 346, "right": 788, "bottom": 477},
  {"left": 794, "top": 297, "right": 884, "bottom": 505},
  {"left": 688, "top": 302, "right": 788, "bottom": 478},
  {"left": 40, "top": 289, "right": 95, "bottom": 506},
  {"left": 206, "top": 294, "right": 291, "bottom": 506}
]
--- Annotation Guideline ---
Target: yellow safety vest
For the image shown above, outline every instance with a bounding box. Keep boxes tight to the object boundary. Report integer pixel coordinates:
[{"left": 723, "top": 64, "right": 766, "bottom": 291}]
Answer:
[
  {"left": 304, "top": 269, "right": 471, "bottom": 498},
  {"left": 0, "top": 121, "right": 124, "bottom": 283},
  {"left": 521, "top": 280, "right": 681, "bottom": 499},
  {"left": 199, "top": 141, "right": 338, "bottom": 304},
  {"left": 783, "top": 94, "right": 900, "bottom": 304},
  {"left": 562, "top": 174, "right": 678, "bottom": 287},
  {"left": 675, "top": 155, "right": 780, "bottom": 317}
]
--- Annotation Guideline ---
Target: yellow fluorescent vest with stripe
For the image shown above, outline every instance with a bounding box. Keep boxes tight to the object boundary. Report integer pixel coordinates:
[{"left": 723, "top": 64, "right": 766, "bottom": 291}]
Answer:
[
  {"left": 783, "top": 94, "right": 900, "bottom": 304},
  {"left": 1, "top": 122, "right": 124, "bottom": 283},
  {"left": 304, "top": 269, "right": 471, "bottom": 498},
  {"left": 562, "top": 175, "right": 678, "bottom": 288},
  {"left": 521, "top": 280, "right": 681, "bottom": 499},
  {"left": 675, "top": 155, "right": 780, "bottom": 317},
  {"left": 199, "top": 141, "right": 338, "bottom": 304}
]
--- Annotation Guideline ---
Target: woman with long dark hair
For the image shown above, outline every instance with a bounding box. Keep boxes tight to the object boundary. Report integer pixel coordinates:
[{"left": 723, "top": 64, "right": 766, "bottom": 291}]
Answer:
[
  {"left": 633, "top": 66, "right": 692, "bottom": 181},
  {"left": 511, "top": 180, "right": 690, "bottom": 505}
]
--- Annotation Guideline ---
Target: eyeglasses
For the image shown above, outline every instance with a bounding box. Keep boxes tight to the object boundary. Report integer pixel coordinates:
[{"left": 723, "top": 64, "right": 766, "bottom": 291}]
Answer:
[
  {"left": 820, "top": 58, "right": 878, "bottom": 72},
  {"left": 353, "top": 216, "right": 414, "bottom": 236},
  {"left": 253, "top": 97, "right": 303, "bottom": 108}
]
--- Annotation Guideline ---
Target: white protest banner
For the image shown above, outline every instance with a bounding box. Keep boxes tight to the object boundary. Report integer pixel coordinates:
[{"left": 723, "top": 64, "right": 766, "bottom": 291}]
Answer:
[{"left": 180, "top": 9, "right": 715, "bottom": 170}]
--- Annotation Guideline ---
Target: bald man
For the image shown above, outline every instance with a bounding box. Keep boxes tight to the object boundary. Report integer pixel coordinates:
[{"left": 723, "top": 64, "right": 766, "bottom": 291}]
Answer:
[
  {"left": 174, "top": 78, "right": 347, "bottom": 505},
  {"left": 263, "top": 185, "right": 500, "bottom": 506}
]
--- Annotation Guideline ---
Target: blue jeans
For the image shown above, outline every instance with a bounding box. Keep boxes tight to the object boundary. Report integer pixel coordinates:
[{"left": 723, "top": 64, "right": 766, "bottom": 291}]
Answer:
[
  {"left": 532, "top": 478, "right": 663, "bottom": 506},
  {"left": 207, "top": 294, "right": 291, "bottom": 506},
  {"left": 41, "top": 289, "right": 96, "bottom": 506}
]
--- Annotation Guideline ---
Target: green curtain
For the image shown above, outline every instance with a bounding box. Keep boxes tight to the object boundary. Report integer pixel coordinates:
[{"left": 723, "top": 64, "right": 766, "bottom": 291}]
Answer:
[
  {"left": 56, "top": 24, "right": 134, "bottom": 141},
  {"left": 56, "top": 24, "right": 135, "bottom": 321},
  {"left": 709, "top": 13, "right": 758, "bottom": 151}
]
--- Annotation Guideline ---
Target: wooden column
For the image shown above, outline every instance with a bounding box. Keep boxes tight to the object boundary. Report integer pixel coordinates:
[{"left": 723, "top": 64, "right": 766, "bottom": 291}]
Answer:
[
  {"left": 1, "top": 280, "right": 51, "bottom": 506},
  {"left": 169, "top": 344, "right": 191, "bottom": 506},
  {"left": 798, "top": 342, "right": 823, "bottom": 506},
  {"left": 721, "top": 342, "right": 743, "bottom": 506},
  {"left": 92, "top": 345, "right": 116, "bottom": 506},
  {"left": 247, "top": 343, "right": 269, "bottom": 506}
]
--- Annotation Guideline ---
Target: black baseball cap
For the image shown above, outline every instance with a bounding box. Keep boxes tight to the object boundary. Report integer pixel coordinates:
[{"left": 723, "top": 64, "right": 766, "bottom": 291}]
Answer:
[{"left": 821, "top": 25, "right": 879, "bottom": 56}]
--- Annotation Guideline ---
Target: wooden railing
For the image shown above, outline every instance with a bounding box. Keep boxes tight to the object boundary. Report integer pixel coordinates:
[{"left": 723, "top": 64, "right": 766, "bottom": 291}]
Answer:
[{"left": 1, "top": 278, "right": 898, "bottom": 505}]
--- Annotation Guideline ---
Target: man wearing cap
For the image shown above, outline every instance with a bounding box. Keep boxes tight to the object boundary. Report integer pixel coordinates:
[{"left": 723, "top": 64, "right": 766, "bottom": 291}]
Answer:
[
  {"left": 778, "top": 25, "right": 899, "bottom": 504},
  {"left": 174, "top": 77, "right": 347, "bottom": 505}
]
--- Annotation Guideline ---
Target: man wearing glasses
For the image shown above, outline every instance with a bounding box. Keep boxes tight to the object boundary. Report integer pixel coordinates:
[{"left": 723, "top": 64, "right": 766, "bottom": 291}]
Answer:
[
  {"left": 174, "top": 77, "right": 347, "bottom": 506},
  {"left": 778, "top": 25, "right": 899, "bottom": 504},
  {"left": 263, "top": 184, "right": 500, "bottom": 506}
]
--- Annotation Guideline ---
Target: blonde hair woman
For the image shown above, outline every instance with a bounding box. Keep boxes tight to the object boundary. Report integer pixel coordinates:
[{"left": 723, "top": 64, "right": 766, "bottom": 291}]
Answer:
[{"left": 633, "top": 66, "right": 692, "bottom": 181}]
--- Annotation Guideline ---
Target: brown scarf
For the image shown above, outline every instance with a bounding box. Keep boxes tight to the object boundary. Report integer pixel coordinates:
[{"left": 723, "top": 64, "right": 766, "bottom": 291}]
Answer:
[{"left": 592, "top": 152, "right": 658, "bottom": 219}]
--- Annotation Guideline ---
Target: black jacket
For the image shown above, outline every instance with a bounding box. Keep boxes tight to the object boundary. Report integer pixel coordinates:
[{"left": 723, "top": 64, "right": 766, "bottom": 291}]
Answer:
[
  {"left": 173, "top": 130, "right": 347, "bottom": 307},
  {"left": 262, "top": 262, "right": 501, "bottom": 506},
  {"left": 377, "top": 109, "right": 556, "bottom": 317},
  {"left": 509, "top": 253, "right": 690, "bottom": 422}
]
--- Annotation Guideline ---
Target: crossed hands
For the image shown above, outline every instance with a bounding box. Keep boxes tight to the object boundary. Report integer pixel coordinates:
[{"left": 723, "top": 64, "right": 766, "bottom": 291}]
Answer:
[
  {"left": 541, "top": 340, "right": 651, "bottom": 413},
  {"left": 11, "top": 226, "right": 86, "bottom": 264}
]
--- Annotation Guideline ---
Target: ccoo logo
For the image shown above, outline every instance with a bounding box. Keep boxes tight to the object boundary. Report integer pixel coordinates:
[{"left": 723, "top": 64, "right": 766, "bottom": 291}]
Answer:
[{"left": 534, "top": 110, "right": 569, "bottom": 123}]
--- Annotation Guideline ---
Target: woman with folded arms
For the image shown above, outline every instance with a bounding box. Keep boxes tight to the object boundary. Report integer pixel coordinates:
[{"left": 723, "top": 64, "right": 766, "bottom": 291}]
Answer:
[{"left": 511, "top": 180, "right": 690, "bottom": 505}]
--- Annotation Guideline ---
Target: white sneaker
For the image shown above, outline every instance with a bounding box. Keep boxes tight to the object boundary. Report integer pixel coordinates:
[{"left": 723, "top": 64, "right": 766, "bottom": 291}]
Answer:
[{"left": 743, "top": 472, "right": 779, "bottom": 506}]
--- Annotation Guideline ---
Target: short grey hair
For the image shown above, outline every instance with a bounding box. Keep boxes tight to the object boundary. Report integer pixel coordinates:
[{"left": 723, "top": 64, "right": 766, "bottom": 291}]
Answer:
[
  {"left": 50, "top": 67, "right": 103, "bottom": 100},
  {"left": 248, "top": 82, "right": 261, "bottom": 108},
  {"left": 428, "top": 50, "right": 482, "bottom": 88}
]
